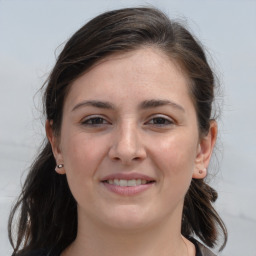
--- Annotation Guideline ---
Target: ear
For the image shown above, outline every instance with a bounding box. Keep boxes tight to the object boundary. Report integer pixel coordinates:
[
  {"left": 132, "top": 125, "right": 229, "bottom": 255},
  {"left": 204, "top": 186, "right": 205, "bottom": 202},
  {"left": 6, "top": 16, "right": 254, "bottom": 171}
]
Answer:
[
  {"left": 45, "top": 120, "right": 66, "bottom": 175},
  {"left": 193, "top": 120, "right": 217, "bottom": 179}
]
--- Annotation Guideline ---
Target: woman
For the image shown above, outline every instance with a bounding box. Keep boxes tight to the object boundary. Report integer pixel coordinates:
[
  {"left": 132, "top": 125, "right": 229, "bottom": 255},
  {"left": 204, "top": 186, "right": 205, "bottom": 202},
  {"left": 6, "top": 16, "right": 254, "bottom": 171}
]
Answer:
[{"left": 8, "top": 7, "right": 227, "bottom": 256}]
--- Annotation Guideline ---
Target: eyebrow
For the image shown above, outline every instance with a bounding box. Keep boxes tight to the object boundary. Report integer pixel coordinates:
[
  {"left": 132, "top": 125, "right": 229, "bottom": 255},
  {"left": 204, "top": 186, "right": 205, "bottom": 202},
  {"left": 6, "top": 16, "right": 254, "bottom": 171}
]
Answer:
[
  {"left": 72, "top": 100, "right": 114, "bottom": 112},
  {"left": 139, "top": 99, "right": 185, "bottom": 112},
  {"left": 72, "top": 99, "right": 185, "bottom": 112}
]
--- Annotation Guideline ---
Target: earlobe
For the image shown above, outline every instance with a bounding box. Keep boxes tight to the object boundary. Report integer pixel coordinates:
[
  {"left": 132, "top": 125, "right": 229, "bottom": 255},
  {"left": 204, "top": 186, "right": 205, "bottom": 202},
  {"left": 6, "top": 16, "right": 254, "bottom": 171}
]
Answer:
[
  {"left": 45, "top": 120, "right": 66, "bottom": 175},
  {"left": 193, "top": 121, "right": 217, "bottom": 179},
  {"left": 55, "top": 164, "right": 66, "bottom": 175},
  {"left": 192, "top": 166, "right": 207, "bottom": 179}
]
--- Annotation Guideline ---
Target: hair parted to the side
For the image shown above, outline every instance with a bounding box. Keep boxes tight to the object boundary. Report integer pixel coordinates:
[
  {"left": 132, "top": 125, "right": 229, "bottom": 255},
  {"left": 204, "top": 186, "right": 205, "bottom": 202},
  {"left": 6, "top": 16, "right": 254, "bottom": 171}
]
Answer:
[{"left": 8, "top": 7, "right": 227, "bottom": 255}]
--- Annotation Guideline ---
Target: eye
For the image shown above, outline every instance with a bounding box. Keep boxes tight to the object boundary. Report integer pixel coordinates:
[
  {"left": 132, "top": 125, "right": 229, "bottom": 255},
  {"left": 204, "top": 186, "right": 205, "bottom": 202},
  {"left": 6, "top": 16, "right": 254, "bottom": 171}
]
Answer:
[
  {"left": 146, "top": 116, "right": 174, "bottom": 126},
  {"left": 81, "top": 116, "right": 110, "bottom": 126}
]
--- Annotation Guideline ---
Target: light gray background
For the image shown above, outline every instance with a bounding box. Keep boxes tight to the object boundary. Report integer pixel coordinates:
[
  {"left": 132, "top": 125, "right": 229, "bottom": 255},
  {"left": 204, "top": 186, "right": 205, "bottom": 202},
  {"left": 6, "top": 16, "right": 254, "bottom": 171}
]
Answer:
[{"left": 0, "top": 1, "right": 256, "bottom": 255}]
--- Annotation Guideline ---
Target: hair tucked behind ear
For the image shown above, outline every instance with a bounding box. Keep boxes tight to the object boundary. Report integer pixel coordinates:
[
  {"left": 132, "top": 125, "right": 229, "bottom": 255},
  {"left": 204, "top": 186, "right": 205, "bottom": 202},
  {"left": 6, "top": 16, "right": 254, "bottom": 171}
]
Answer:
[{"left": 9, "top": 6, "right": 227, "bottom": 255}]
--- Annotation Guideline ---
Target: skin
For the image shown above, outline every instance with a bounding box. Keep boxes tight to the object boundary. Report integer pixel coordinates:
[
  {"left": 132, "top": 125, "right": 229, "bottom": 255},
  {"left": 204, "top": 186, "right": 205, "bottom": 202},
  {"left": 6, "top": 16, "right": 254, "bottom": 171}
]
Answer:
[{"left": 47, "top": 47, "right": 217, "bottom": 256}]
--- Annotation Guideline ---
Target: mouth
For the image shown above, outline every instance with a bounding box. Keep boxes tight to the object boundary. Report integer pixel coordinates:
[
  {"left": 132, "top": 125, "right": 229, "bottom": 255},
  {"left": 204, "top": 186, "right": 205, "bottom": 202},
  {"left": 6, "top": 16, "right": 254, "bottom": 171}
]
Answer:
[
  {"left": 100, "top": 174, "right": 156, "bottom": 195},
  {"left": 102, "top": 179, "right": 155, "bottom": 187}
]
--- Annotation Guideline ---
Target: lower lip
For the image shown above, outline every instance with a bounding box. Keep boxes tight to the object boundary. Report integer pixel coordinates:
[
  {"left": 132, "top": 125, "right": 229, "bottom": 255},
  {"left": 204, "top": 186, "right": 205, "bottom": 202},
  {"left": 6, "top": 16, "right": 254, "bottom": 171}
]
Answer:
[{"left": 102, "top": 182, "right": 154, "bottom": 196}]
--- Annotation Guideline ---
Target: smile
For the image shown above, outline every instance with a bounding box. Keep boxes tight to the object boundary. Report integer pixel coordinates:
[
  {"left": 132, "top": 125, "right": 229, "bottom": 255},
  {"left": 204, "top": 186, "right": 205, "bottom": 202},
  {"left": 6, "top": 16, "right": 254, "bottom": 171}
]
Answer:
[
  {"left": 103, "top": 179, "right": 154, "bottom": 186},
  {"left": 101, "top": 174, "right": 156, "bottom": 196}
]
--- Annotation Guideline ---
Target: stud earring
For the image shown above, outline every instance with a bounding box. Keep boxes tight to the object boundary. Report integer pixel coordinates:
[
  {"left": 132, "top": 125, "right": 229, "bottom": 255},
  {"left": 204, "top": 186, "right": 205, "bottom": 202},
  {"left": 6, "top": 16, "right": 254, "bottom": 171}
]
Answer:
[
  {"left": 55, "top": 164, "right": 64, "bottom": 172},
  {"left": 199, "top": 168, "right": 207, "bottom": 174}
]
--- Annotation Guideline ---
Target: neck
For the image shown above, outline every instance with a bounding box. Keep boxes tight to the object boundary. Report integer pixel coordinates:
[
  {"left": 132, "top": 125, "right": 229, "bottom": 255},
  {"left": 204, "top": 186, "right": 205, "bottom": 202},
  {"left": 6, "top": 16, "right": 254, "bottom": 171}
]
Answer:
[
  {"left": 62, "top": 206, "right": 193, "bottom": 256},
  {"left": 64, "top": 227, "right": 187, "bottom": 256}
]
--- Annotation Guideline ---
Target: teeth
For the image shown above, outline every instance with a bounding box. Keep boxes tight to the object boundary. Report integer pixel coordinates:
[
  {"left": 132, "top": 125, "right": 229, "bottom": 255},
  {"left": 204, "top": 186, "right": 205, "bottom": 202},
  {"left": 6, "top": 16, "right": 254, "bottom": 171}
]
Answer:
[
  {"left": 119, "top": 180, "right": 128, "bottom": 186},
  {"left": 106, "top": 179, "right": 150, "bottom": 186},
  {"left": 136, "top": 179, "right": 141, "bottom": 185},
  {"left": 127, "top": 179, "right": 136, "bottom": 186}
]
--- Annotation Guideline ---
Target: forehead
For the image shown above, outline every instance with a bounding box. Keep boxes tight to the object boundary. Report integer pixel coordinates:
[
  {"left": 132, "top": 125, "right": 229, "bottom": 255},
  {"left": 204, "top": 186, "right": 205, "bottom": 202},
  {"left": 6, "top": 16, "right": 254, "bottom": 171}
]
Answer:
[
  {"left": 94, "top": 47, "right": 186, "bottom": 79},
  {"left": 64, "top": 47, "right": 192, "bottom": 110}
]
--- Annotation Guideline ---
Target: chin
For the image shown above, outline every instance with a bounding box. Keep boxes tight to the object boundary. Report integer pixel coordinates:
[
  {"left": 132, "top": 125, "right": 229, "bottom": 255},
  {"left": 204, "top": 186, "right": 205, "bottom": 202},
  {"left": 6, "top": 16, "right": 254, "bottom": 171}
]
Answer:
[{"left": 99, "top": 205, "right": 157, "bottom": 231}]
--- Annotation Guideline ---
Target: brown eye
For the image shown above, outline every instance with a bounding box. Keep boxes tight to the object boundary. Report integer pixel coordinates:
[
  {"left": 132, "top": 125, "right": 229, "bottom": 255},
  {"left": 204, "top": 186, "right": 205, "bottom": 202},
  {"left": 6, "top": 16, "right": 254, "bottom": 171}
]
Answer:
[
  {"left": 87, "top": 117, "right": 104, "bottom": 124},
  {"left": 82, "top": 116, "right": 109, "bottom": 126},
  {"left": 147, "top": 117, "right": 173, "bottom": 126},
  {"left": 153, "top": 118, "right": 169, "bottom": 125}
]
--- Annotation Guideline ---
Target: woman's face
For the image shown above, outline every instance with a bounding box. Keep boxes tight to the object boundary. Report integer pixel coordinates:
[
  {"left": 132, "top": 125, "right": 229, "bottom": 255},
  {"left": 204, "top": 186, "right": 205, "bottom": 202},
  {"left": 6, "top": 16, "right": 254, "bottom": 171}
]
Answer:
[{"left": 49, "top": 47, "right": 212, "bottom": 231}]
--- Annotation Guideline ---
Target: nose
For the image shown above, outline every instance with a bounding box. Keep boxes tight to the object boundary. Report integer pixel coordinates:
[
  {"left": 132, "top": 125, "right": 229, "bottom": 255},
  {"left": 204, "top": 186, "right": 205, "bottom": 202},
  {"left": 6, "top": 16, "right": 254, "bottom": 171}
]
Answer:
[{"left": 108, "top": 121, "right": 147, "bottom": 164}]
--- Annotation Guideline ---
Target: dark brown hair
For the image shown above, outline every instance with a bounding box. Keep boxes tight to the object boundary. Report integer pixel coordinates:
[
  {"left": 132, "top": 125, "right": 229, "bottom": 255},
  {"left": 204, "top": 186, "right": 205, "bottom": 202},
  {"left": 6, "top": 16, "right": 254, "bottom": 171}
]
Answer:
[{"left": 8, "top": 7, "right": 227, "bottom": 255}]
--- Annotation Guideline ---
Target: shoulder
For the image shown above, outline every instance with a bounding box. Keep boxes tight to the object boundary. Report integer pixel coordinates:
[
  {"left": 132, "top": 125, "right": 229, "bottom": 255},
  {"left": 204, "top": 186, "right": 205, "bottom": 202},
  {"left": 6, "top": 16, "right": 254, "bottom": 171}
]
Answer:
[
  {"left": 189, "top": 237, "right": 217, "bottom": 256},
  {"left": 18, "top": 248, "right": 60, "bottom": 256},
  {"left": 18, "top": 249, "right": 47, "bottom": 256}
]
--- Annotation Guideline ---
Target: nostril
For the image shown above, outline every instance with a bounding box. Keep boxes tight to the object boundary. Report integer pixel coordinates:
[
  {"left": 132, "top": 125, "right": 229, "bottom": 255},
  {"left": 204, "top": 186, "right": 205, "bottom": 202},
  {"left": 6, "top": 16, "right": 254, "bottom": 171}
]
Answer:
[
  {"left": 112, "top": 156, "right": 120, "bottom": 161},
  {"left": 108, "top": 137, "right": 147, "bottom": 164}
]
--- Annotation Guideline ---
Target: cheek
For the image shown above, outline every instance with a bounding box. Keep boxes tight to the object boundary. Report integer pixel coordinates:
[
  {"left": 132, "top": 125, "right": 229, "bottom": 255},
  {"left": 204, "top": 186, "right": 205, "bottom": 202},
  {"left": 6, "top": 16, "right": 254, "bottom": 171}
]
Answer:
[
  {"left": 145, "top": 133, "right": 199, "bottom": 216},
  {"left": 62, "top": 134, "right": 105, "bottom": 174},
  {"left": 59, "top": 134, "right": 104, "bottom": 204},
  {"left": 151, "top": 133, "right": 198, "bottom": 191}
]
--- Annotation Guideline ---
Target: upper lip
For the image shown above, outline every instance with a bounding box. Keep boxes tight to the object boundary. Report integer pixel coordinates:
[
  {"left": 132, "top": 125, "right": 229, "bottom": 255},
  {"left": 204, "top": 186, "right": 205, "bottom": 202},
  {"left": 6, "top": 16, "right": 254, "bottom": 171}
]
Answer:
[{"left": 101, "top": 173, "right": 155, "bottom": 181}]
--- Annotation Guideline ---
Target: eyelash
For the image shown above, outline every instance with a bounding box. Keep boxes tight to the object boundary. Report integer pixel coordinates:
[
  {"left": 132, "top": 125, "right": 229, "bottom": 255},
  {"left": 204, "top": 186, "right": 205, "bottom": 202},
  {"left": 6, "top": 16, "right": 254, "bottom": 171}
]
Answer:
[
  {"left": 81, "top": 116, "right": 110, "bottom": 126},
  {"left": 81, "top": 115, "right": 174, "bottom": 128},
  {"left": 146, "top": 116, "right": 174, "bottom": 126}
]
